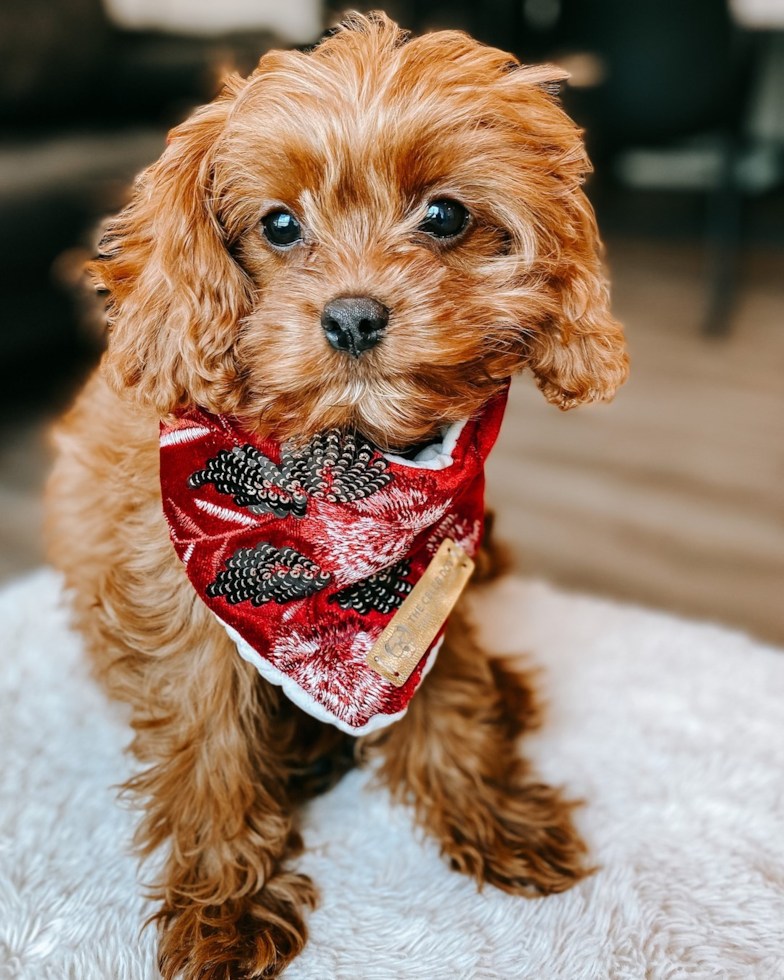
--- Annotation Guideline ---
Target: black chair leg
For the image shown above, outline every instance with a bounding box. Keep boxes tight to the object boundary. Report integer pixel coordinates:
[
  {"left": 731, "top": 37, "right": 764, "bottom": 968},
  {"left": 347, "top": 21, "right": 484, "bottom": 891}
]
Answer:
[{"left": 704, "top": 135, "right": 743, "bottom": 337}]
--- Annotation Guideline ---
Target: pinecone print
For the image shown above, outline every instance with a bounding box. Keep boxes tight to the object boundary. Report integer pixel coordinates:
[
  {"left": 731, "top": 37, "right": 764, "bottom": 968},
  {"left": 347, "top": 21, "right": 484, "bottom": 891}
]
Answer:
[
  {"left": 282, "top": 430, "right": 392, "bottom": 504},
  {"left": 329, "top": 560, "right": 412, "bottom": 615},
  {"left": 188, "top": 445, "right": 309, "bottom": 518},
  {"left": 207, "top": 543, "right": 332, "bottom": 606},
  {"left": 188, "top": 432, "right": 392, "bottom": 519}
]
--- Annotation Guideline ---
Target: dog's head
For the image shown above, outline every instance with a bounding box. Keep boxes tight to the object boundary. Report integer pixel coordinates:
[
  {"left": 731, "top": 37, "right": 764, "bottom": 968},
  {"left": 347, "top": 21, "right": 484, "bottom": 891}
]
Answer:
[{"left": 92, "top": 12, "right": 627, "bottom": 450}]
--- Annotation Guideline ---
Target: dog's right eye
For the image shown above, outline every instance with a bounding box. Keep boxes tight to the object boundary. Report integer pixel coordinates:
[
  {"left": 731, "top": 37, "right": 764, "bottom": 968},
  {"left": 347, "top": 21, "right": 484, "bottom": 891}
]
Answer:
[{"left": 261, "top": 210, "right": 302, "bottom": 248}]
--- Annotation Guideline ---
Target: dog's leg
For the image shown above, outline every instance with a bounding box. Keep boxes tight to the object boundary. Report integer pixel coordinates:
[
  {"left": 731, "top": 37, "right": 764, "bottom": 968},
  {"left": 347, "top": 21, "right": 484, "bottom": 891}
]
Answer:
[
  {"left": 123, "top": 634, "right": 325, "bottom": 980},
  {"left": 358, "top": 602, "right": 590, "bottom": 896},
  {"left": 48, "top": 385, "right": 358, "bottom": 978}
]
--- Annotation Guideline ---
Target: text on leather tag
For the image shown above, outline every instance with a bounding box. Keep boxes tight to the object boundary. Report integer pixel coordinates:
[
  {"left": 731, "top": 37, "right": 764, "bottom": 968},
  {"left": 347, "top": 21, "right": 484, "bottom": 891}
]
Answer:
[{"left": 366, "top": 537, "right": 475, "bottom": 687}]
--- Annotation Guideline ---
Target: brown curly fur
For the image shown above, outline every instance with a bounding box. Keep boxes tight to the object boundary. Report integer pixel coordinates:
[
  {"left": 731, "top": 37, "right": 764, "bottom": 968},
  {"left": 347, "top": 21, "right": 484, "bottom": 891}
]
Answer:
[{"left": 47, "top": 13, "right": 626, "bottom": 978}]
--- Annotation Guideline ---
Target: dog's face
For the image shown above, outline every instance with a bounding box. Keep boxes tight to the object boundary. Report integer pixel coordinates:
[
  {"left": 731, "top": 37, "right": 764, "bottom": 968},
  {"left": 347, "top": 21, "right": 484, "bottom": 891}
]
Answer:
[{"left": 94, "top": 13, "right": 627, "bottom": 450}]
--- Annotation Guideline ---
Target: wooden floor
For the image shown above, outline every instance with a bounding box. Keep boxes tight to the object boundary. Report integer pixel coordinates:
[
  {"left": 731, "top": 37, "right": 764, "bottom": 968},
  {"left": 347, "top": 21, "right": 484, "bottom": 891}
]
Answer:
[
  {"left": 486, "top": 237, "right": 784, "bottom": 645},
  {"left": 1, "top": 235, "right": 783, "bottom": 644}
]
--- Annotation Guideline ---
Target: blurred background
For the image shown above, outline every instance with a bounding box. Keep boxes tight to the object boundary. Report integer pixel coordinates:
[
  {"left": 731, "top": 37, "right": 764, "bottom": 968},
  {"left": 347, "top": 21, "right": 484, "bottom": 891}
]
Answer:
[{"left": 0, "top": 0, "right": 782, "bottom": 643}]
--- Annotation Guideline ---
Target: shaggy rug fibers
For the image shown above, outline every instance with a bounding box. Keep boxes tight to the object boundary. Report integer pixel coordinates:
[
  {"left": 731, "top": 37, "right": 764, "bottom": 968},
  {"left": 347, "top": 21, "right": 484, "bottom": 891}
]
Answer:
[{"left": 1, "top": 569, "right": 783, "bottom": 980}]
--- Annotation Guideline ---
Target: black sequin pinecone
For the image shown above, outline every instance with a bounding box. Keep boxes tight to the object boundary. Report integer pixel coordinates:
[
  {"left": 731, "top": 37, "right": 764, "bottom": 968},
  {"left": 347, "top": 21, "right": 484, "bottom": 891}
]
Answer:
[
  {"left": 189, "top": 431, "right": 392, "bottom": 519},
  {"left": 330, "top": 560, "right": 412, "bottom": 615},
  {"left": 207, "top": 543, "right": 332, "bottom": 606}
]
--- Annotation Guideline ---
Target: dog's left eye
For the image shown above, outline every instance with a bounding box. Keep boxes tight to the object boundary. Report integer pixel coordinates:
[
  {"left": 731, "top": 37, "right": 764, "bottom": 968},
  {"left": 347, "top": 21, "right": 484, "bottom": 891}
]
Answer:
[
  {"left": 261, "top": 210, "right": 302, "bottom": 247},
  {"left": 420, "top": 199, "right": 469, "bottom": 239}
]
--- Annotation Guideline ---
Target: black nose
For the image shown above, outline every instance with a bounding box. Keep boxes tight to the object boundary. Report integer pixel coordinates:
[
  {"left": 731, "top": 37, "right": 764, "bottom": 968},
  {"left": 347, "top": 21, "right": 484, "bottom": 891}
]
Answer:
[{"left": 321, "top": 296, "right": 389, "bottom": 357}]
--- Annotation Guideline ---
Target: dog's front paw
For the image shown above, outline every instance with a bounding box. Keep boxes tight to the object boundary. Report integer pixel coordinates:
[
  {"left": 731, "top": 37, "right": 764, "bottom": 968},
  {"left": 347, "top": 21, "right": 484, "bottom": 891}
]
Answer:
[
  {"left": 155, "top": 870, "right": 317, "bottom": 979},
  {"left": 444, "top": 782, "right": 592, "bottom": 897}
]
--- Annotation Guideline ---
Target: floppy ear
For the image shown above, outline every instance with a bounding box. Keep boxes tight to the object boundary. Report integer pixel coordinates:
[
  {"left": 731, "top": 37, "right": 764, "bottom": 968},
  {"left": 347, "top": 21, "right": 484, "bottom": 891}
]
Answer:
[
  {"left": 89, "top": 75, "right": 253, "bottom": 415},
  {"left": 505, "top": 66, "right": 628, "bottom": 409},
  {"left": 527, "top": 186, "right": 628, "bottom": 409}
]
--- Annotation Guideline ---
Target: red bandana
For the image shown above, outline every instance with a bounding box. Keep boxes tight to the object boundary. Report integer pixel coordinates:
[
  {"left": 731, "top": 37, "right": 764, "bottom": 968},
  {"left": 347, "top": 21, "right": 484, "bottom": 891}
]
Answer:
[{"left": 160, "top": 386, "right": 508, "bottom": 734}]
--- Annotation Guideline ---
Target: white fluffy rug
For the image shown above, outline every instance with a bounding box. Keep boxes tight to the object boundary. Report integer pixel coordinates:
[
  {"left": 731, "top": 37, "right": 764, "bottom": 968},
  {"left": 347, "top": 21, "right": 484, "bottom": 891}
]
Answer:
[{"left": 2, "top": 569, "right": 784, "bottom": 980}]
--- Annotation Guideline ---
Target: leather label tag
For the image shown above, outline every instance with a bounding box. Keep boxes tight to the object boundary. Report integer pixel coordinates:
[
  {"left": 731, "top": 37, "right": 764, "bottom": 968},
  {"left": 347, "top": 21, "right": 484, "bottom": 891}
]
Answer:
[{"left": 366, "top": 538, "right": 475, "bottom": 687}]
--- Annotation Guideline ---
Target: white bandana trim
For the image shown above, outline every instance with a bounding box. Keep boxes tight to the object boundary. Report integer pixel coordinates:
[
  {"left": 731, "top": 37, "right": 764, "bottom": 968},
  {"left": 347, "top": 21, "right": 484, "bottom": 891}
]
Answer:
[
  {"left": 217, "top": 616, "right": 444, "bottom": 736},
  {"left": 383, "top": 420, "right": 466, "bottom": 471}
]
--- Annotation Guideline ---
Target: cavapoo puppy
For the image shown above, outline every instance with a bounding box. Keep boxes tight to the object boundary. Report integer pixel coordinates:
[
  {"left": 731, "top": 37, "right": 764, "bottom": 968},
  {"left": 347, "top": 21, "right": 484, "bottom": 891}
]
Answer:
[{"left": 47, "top": 12, "right": 627, "bottom": 979}]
